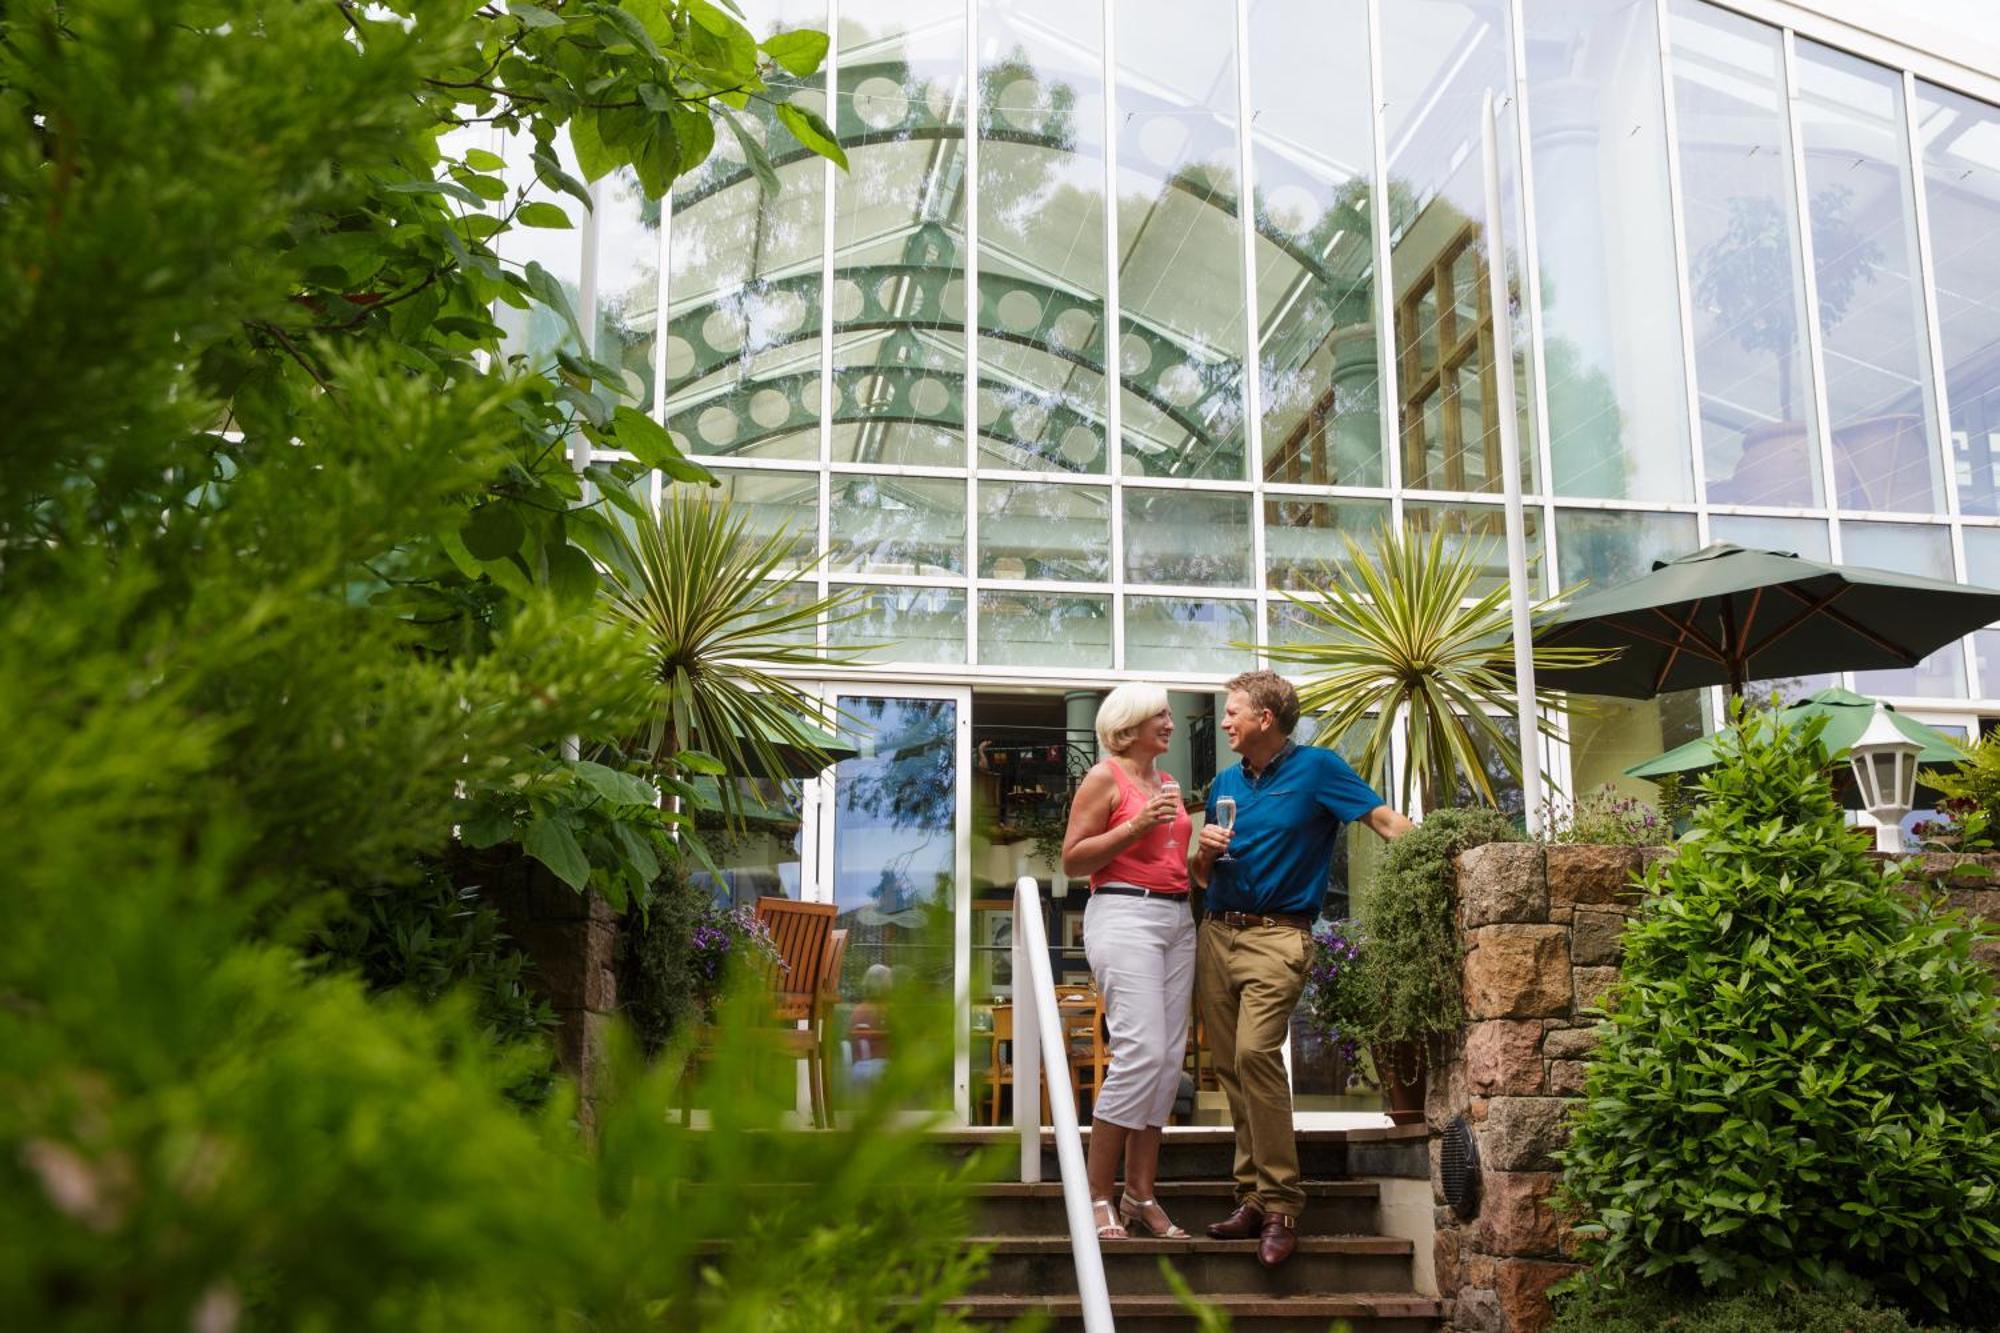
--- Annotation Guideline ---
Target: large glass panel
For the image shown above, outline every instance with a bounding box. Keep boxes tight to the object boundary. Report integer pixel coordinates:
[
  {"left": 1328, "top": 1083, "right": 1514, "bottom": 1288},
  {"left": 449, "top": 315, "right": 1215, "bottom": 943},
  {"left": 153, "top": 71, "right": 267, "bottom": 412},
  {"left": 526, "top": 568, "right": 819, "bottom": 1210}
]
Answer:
[
  {"left": 1404, "top": 500, "right": 1546, "bottom": 596},
  {"left": 1553, "top": 508, "right": 1699, "bottom": 591},
  {"left": 690, "top": 780, "right": 808, "bottom": 910},
  {"left": 1523, "top": 0, "right": 1693, "bottom": 501},
  {"left": 1916, "top": 83, "right": 2000, "bottom": 517},
  {"left": 977, "top": 0, "right": 1111, "bottom": 474},
  {"left": 1115, "top": 0, "right": 1248, "bottom": 482},
  {"left": 829, "top": 695, "right": 958, "bottom": 1110},
  {"left": 1263, "top": 497, "right": 1391, "bottom": 590},
  {"left": 1567, "top": 692, "right": 1707, "bottom": 804},
  {"left": 978, "top": 481, "right": 1110, "bottom": 581},
  {"left": 1708, "top": 512, "right": 1830, "bottom": 560},
  {"left": 1670, "top": 0, "right": 1823, "bottom": 508},
  {"left": 1125, "top": 596, "right": 1256, "bottom": 673},
  {"left": 497, "top": 131, "right": 587, "bottom": 366},
  {"left": 1248, "top": 0, "right": 1382, "bottom": 488},
  {"left": 712, "top": 468, "right": 821, "bottom": 568},
  {"left": 664, "top": 0, "right": 828, "bottom": 463},
  {"left": 1846, "top": 520, "right": 1964, "bottom": 698},
  {"left": 829, "top": 476, "right": 967, "bottom": 575},
  {"left": 596, "top": 168, "right": 661, "bottom": 411},
  {"left": 830, "top": 586, "right": 968, "bottom": 663},
  {"left": 977, "top": 592, "right": 1112, "bottom": 668},
  {"left": 1796, "top": 42, "right": 1943, "bottom": 513},
  {"left": 1380, "top": 0, "right": 1538, "bottom": 496},
  {"left": 1123, "top": 489, "right": 1253, "bottom": 586},
  {"left": 831, "top": 0, "right": 969, "bottom": 468}
]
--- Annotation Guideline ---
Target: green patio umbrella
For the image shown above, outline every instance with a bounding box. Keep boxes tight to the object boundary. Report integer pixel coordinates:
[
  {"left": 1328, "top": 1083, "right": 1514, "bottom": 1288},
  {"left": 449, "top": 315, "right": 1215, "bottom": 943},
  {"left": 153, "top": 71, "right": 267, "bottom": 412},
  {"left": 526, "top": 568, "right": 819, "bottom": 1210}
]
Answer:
[
  {"left": 1625, "top": 688, "right": 1962, "bottom": 795},
  {"left": 741, "top": 714, "right": 859, "bottom": 779},
  {"left": 1536, "top": 544, "right": 2000, "bottom": 697}
]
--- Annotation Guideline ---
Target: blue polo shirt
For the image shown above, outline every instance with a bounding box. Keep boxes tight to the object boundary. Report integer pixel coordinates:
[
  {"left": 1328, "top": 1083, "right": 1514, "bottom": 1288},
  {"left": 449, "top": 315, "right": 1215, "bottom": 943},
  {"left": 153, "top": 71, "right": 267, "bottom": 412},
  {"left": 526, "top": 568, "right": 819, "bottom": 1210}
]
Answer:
[{"left": 1204, "top": 743, "right": 1384, "bottom": 919}]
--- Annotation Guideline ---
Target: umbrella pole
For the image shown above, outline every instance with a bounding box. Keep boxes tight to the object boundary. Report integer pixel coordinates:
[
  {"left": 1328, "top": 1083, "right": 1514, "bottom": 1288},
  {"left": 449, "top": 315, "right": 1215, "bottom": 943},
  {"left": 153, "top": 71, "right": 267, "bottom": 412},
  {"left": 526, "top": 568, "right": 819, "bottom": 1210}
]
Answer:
[{"left": 1482, "top": 89, "right": 1542, "bottom": 836}]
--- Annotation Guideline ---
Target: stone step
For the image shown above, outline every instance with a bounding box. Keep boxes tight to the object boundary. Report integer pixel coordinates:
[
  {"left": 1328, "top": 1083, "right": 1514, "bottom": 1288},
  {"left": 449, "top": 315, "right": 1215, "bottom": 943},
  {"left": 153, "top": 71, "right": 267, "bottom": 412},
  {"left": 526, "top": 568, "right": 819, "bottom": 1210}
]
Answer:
[
  {"left": 971, "top": 1180, "right": 1381, "bottom": 1236},
  {"left": 932, "top": 1123, "right": 1429, "bottom": 1181},
  {"left": 944, "top": 1292, "right": 1444, "bottom": 1332},
  {"left": 966, "top": 1235, "right": 1416, "bottom": 1298}
]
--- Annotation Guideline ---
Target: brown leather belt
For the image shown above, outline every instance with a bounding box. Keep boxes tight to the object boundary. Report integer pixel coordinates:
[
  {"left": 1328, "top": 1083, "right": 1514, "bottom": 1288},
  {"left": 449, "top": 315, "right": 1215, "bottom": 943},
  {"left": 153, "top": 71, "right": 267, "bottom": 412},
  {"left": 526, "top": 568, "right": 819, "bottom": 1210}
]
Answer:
[{"left": 1212, "top": 909, "right": 1312, "bottom": 932}]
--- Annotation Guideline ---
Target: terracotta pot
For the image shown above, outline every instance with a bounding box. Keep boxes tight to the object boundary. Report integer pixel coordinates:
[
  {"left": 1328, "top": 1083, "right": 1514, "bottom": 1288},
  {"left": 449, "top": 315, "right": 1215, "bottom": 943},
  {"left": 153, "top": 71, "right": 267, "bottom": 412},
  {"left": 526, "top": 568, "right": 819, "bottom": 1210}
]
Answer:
[{"left": 1371, "top": 1040, "right": 1428, "bottom": 1126}]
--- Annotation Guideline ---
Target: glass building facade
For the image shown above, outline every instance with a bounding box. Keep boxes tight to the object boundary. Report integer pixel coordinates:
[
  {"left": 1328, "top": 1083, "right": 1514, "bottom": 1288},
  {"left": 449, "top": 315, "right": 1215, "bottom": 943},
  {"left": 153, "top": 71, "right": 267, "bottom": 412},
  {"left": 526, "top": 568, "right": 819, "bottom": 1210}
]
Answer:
[{"left": 497, "top": 2, "right": 2000, "bottom": 1119}]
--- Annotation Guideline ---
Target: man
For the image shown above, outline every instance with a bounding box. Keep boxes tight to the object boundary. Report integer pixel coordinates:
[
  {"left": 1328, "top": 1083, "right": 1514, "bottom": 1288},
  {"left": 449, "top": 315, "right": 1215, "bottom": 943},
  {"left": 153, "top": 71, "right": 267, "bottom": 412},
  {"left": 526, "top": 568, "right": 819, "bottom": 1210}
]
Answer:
[{"left": 1191, "top": 670, "right": 1413, "bottom": 1268}]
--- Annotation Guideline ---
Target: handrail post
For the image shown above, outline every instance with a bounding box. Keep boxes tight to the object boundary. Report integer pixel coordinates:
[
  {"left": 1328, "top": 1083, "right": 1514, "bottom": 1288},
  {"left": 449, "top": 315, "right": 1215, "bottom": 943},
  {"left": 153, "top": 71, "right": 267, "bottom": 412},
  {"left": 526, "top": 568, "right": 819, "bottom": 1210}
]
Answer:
[{"left": 1014, "top": 876, "right": 1115, "bottom": 1333}]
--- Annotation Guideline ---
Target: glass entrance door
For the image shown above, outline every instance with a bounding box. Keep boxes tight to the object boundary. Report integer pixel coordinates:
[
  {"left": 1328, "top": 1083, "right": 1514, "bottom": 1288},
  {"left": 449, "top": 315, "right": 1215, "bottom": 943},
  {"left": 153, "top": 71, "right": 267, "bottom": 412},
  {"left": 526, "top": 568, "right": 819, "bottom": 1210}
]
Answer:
[{"left": 814, "top": 687, "right": 972, "bottom": 1119}]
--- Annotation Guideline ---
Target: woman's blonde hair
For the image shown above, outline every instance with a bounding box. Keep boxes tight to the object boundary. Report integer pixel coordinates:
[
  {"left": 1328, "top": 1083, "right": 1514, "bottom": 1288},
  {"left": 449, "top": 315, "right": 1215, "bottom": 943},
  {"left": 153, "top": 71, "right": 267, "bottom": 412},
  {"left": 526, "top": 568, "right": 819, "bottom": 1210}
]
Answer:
[{"left": 1094, "top": 682, "right": 1171, "bottom": 755}]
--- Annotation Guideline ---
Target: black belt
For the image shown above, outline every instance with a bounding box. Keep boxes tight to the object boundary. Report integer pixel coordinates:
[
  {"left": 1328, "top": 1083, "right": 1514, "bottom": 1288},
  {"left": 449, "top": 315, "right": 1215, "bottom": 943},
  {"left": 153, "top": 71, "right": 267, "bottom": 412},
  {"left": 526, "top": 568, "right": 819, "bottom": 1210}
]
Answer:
[
  {"left": 1092, "top": 884, "right": 1187, "bottom": 900},
  {"left": 1212, "top": 909, "right": 1312, "bottom": 932}
]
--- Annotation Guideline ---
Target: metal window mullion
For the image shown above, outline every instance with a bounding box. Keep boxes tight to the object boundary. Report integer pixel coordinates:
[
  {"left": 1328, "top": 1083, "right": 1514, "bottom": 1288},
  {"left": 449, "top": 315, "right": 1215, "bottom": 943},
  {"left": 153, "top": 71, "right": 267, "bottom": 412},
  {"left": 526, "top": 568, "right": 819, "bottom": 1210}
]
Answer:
[
  {"left": 1505, "top": 0, "right": 1560, "bottom": 594},
  {"left": 1234, "top": 0, "right": 1270, "bottom": 659},
  {"left": 1783, "top": 32, "right": 1843, "bottom": 569},
  {"left": 966, "top": 1, "right": 983, "bottom": 664},
  {"left": 1656, "top": 0, "right": 1711, "bottom": 544},
  {"left": 818, "top": 0, "right": 841, "bottom": 650},
  {"left": 1104, "top": 0, "right": 1126, "bottom": 670},
  {"left": 1366, "top": 0, "right": 1401, "bottom": 537}
]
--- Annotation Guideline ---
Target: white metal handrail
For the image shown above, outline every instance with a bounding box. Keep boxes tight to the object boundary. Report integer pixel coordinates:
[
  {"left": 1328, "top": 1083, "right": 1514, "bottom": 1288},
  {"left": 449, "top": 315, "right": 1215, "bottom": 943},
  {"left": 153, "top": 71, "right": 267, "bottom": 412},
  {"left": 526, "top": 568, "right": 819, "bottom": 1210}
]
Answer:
[{"left": 1012, "top": 875, "right": 1115, "bottom": 1333}]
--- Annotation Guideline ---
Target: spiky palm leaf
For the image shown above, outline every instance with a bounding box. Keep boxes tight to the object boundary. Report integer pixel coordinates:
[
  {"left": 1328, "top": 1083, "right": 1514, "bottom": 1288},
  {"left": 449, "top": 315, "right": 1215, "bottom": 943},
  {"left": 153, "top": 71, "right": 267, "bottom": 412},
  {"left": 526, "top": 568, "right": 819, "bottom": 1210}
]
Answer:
[
  {"left": 600, "top": 489, "right": 862, "bottom": 809},
  {"left": 1262, "top": 526, "right": 1616, "bottom": 812}
]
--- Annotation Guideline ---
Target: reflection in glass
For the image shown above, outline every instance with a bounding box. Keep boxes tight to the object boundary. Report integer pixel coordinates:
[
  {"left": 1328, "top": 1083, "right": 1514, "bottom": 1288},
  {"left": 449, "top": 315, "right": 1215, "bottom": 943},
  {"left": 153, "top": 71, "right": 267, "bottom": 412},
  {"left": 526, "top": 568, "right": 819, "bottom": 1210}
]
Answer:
[
  {"left": 1796, "top": 42, "right": 1942, "bottom": 513},
  {"left": 595, "top": 168, "right": 661, "bottom": 412},
  {"left": 830, "top": 694, "right": 956, "bottom": 1107},
  {"left": 1403, "top": 501, "right": 1544, "bottom": 596},
  {"left": 977, "top": 0, "right": 1110, "bottom": 474},
  {"left": 1845, "top": 520, "right": 1963, "bottom": 698},
  {"left": 1977, "top": 630, "right": 2000, "bottom": 698},
  {"left": 1553, "top": 509, "right": 1698, "bottom": 592},
  {"left": 1124, "top": 597, "right": 1255, "bottom": 674},
  {"left": 1380, "top": 0, "right": 1538, "bottom": 495},
  {"left": 832, "top": 1, "right": 970, "bottom": 468},
  {"left": 1115, "top": 0, "right": 1247, "bottom": 481},
  {"left": 1263, "top": 497, "right": 1391, "bottom": 591},
  {"left": 1915, "top": 83, "right": 2000, "bottom": 517},
  {"left": 1708, "top": 512, "right": 1830, "bottom": 560},
  {"left": 713, "top": 469, "right": 821, "bottom": 569},
  {"left": 1523, "top": 0, "right": 1692, "bottom": 501},
  {"left": 1567, "top": 692, "right": 1708, "bottom": 797},
  {"left": 977, "top": 592, "right": 1112, "bottom": 668},
  {"left": 1670, "top": 0, "right": 1822, "bottom": 507},
  {"left": 830, "top": 586, "right": 968, "bottom": 664},
  {"left": 690, "top": 780, "right": 807, "bottom": 910},
  {"left": 1123, "top": 489, "right": 1252, "bottom": 586},
  {"left": 978, "top": 481, "right": 1109, "bottom": 581},
  {"left": 665, "top": 0, "right": 829, "bottom": 463},
  {"left": 1963, "top": 527, "right": 2000, "bottom": 588},
  {"left": 497, "top": 130, "right": 587, "bottom": 367},
  {"left": 829, "top": 476, "right": 967, "bottom": 575},
  {"left": 1248, "top": 0, "right": 1382, "bottom": 488}
]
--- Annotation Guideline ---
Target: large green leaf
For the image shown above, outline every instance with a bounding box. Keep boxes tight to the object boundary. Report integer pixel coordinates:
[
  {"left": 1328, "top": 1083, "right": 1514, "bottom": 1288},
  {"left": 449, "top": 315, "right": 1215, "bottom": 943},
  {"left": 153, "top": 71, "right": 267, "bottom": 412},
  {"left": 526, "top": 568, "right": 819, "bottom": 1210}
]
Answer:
[
  {"left": 524, "top": 815, "right": 591, "bottom": 890},
  {"left": 761, "top": 30, "right": 828, "bottom": 77},
  {"left": 571, "top": 759, "right": 657, "bottom": 806},
  {"left": 775, "top": 101, "right": 847, "bottom": 170}
]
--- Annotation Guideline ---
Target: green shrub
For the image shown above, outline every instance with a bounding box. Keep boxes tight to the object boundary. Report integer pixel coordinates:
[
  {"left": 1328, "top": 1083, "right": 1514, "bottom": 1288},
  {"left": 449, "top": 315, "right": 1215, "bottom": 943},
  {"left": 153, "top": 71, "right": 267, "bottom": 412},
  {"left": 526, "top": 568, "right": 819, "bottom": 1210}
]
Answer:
[
  {"left": 622, "top": 870, "right": 788, "bottom": 1055},
  {"left": 1561, "top": 704, "right": 2000, "bottom": 1322},
  {"left": 1358, "top": 806, "right": 1521, "bottom": 1046},
  {"left": 1541, "top": 783, "right": 1667, "bottom": 847},
  {"left": 1551, "top": 1282, "right": 1961, "bottom": 1333}
]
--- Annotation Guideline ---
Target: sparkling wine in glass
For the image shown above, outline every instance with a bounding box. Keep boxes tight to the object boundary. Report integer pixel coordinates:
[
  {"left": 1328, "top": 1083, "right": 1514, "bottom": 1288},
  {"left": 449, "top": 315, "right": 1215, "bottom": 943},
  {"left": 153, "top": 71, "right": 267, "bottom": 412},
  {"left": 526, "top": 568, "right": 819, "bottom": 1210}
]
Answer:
[
  {"left": 1214, "top": 796, "right": 1238, "bottom": 863},
  {"left": 1160, "top": 777, "right": 1182, "bottom": 852}
]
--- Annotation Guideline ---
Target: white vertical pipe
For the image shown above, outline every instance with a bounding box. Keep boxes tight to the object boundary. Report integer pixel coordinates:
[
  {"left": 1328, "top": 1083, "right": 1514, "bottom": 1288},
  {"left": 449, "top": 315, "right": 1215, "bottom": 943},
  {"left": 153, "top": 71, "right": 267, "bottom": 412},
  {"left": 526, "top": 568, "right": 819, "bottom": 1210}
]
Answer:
[{"left": 1482, "top": 90, "right": 1541, "bottom": 837}]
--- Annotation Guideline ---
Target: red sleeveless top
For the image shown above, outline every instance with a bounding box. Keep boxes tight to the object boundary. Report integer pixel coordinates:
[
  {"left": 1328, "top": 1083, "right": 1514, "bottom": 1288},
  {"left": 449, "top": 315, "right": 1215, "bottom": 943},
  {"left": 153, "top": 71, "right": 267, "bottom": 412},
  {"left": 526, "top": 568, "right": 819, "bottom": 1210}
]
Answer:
[{"left": 1089, "top": 761, "right": 1193, "bottom": 895}]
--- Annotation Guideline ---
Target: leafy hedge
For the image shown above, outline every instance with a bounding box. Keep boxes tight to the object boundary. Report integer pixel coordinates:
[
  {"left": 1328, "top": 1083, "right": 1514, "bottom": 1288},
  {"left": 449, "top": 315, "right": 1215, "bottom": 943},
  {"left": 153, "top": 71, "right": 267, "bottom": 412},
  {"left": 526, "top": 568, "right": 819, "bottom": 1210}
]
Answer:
[
  {"left": 1551, "top": 1282, "right": 1966, "bottom": 1333},
  {"left": 1560, "top": 705, "right": 2000, "bottom": 1322}
]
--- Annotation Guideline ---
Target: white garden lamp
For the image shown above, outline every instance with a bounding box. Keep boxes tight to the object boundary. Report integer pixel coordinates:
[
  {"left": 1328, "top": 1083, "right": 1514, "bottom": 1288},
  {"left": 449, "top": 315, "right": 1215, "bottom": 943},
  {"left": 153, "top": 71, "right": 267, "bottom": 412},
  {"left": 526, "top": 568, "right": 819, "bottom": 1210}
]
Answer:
[{"left": 1849, "top": 704, "right": 1923, "bottom": 853}]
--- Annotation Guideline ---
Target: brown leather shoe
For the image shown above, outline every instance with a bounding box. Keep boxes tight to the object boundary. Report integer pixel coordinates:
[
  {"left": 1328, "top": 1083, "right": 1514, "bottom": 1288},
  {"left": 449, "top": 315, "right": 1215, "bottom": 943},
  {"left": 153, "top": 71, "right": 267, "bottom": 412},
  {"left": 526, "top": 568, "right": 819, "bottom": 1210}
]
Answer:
[
  {"left": 1257, "top": 1212, "right": 1298, "bottom": 1268},
  {"left": 1205, "top": 1201, "right": 1264, "bottom": 1240}
]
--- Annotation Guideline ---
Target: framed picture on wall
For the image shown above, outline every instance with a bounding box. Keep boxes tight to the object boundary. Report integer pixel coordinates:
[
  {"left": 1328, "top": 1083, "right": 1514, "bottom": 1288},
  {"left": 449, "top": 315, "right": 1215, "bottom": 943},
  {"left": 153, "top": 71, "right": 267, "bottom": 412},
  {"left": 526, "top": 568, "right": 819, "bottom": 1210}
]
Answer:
[
  {"left": 973, "top": 903, "right": 1013, "bottom": 998},
  {"left": 1061, "top": 911, "right": 1087, "bottom": 951}
]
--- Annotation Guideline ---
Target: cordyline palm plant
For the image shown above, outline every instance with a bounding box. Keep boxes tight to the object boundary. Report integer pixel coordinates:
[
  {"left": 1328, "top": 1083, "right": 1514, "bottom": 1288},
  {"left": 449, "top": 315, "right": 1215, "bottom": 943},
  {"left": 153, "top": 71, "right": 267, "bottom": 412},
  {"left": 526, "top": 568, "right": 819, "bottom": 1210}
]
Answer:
[
  {"left": 1262, "top": 525, "right": 1615, "bottom": 812},
  {"left": 600, "top": 488, "right": 862, "bottom": 814}
]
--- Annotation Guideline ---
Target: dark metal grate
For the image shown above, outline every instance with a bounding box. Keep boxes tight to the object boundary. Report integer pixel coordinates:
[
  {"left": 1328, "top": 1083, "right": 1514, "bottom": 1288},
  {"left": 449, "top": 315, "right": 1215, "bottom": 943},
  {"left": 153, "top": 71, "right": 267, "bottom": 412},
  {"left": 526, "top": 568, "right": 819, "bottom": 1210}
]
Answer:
[{"left": 1439, "top": 1113, "right": 1481, "bottom": 1216}]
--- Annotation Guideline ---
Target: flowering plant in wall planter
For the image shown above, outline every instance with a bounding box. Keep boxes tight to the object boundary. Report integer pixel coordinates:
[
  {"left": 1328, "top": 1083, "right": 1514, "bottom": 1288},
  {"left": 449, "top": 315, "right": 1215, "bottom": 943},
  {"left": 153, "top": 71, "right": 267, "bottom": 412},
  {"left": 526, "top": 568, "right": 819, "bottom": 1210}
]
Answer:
[{"left": 1299, "top": 920, "right": 1368, "bottom": 1064}]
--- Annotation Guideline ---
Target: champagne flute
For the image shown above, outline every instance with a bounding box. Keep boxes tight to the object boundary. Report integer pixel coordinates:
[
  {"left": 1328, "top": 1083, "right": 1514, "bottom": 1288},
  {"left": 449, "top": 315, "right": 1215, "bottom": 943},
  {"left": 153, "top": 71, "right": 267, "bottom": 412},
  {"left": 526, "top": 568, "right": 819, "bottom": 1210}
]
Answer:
[
  {"left": 1214, "top": 795, "right": 1238, "bottom": 863},
  {"left": 1159, "top": 777, "right": 1182, "bottom": 852}
]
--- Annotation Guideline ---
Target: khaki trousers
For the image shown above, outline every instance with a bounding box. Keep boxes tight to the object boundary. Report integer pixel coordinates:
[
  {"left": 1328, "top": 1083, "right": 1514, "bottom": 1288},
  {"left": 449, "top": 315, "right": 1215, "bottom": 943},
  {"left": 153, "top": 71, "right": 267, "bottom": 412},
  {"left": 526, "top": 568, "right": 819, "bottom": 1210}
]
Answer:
[{"left": 1195, "top": 918, "right": 1308, "bottom": 1218}]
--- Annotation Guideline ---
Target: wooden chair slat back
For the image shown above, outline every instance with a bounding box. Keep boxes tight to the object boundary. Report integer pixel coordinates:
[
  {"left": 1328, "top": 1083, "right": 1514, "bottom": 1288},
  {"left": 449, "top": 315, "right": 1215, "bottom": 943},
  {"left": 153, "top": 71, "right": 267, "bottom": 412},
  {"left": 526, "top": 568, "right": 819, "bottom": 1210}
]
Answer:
[
  {"left": 818, "top": 929, "right": 849, "bottom": 1022},
  {"left": 755, "top": 897, "right": 836, "bottom": 1021}
]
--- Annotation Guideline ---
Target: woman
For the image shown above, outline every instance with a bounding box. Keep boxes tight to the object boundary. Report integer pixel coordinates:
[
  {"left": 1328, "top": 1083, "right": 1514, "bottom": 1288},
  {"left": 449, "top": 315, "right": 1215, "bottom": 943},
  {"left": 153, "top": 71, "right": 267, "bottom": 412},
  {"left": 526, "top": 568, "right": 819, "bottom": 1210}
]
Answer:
[{"left": 1060, "top": 682, "right": 1196, "bottom": 1241}]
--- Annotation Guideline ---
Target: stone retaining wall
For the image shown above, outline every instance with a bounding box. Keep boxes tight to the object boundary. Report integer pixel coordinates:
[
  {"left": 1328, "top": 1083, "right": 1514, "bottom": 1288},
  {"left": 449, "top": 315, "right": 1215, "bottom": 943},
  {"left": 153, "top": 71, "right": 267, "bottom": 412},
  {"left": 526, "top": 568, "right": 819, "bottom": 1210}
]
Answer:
[{"left": 1430, "top": 844, "right": 2000, "bottom": 1333}]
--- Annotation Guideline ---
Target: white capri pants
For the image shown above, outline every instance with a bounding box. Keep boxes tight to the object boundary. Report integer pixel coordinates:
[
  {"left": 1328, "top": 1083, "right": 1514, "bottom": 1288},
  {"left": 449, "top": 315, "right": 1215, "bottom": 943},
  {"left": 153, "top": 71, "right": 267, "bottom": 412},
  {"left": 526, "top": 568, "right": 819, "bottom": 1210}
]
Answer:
[{"left": 1082, "top": 890, "right": 1197, "bottom": 1130}]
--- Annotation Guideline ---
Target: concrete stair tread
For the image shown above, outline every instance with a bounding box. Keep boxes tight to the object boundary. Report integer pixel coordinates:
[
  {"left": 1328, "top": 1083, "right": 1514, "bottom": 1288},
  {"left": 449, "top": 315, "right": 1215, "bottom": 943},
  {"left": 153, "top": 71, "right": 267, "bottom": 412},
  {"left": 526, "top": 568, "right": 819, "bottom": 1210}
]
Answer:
[
  {"left": 974, "top": 1235, "right": 1412, "bottom": 1255},
  {"left": 934, "top": 1124, "right": 1426, "bottom": 1146},
  {"left": 972, "top": 1180, "right": 1378, "bottom": 1198},
  {"left": 945, "top": 1292, "right": 1443, "bottom": 1318}
]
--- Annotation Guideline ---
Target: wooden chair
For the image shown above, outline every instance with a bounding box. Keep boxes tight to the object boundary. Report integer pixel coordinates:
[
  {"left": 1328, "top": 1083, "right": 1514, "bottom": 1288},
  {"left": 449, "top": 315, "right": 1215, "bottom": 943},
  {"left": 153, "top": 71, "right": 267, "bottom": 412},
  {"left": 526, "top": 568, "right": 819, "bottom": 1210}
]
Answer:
[
  {"left": 680, "top": 898, "right": 839, "bottom": 1127},
  {"left": 981, "top": 993, "right": 1106, "bottom": 1125},
  {"left": 983, "top": 1004, "right": 1050, "bottom": 1125}
]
